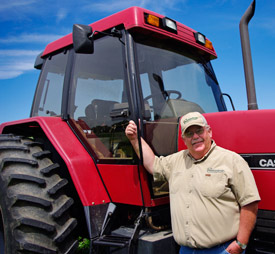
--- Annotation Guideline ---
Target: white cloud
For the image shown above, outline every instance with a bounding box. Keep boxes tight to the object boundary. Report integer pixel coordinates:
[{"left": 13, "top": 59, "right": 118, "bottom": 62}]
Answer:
[
  {"left": 84, "top": 0, "right": 182, "bottom": 15},
  {"left": 0, "top": 0, "right": 77, "bottom": 25},
  {"left": 0, "top": 32, "right": 65, "bottom": 80},
  {"left": 0, "top": 60, "right": 34, "bottom": 73},
  {"left": 88, "top": 0, "right": 142, "bottom": 12},
  {"left": 56, "top": 8, "right": 68, "bottom": 23},
  {"left": 0, "top": 70, "right": 24, "bottom": 80},
  {"left": 0, "top": 50, "right": 41, "bottom": 56},
  {"left": 0, "top": 0, "right": 40, "bottom": 22},
  {"left": 0, "top": 0, "right": 37, "bottom": 12},
  {"left": 0, "top": 34, "right": 64, "bottom": 44},
  {"left": 0, "top": 49, "right": 40, "bottom": 80},
  {"left": 0, "top": 31, "right": 66, "bottom": 80}
]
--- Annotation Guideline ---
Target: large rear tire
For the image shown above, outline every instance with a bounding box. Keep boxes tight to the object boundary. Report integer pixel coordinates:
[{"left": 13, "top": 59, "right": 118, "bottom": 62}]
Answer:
[{"left": 0, "top": 134, "right": 79, "bottom": 253}]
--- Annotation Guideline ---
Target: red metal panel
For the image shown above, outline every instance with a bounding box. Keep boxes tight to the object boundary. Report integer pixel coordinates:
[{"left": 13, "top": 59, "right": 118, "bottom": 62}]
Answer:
[
  {"left": 205, "top": 110, "right": 275, "bottom": 154},
  {"left": 97, "top": 164, "right": 170, "bottom": 207},
  {"left": 98, "top": 164, "right": 143, "bottom": 206},
  {"left": 42, "top": 7, "right": 216, "bottom": 58},
  {"left": 252, "top": 170, "right": 275, "bottom": 210},
  {"left": 0, "top": 117, "right": 110, "bottom": 206},
  {"left": 137, "top": 165, "right": 152, "bottom": 207},
  {"left": 178, "top": 110, "right": 275, "bottom": 211}
]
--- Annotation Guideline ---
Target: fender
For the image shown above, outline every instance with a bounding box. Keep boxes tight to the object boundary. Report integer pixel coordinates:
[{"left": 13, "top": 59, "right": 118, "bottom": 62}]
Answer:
[{"left": 0, "top": 117, "right": 110, "bottom": 206}]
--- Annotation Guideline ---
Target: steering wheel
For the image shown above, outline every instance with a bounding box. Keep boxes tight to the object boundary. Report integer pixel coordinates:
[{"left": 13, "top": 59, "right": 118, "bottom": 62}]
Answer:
[{"left": 144, "top": 90, "right": 182, "bottom": 101}]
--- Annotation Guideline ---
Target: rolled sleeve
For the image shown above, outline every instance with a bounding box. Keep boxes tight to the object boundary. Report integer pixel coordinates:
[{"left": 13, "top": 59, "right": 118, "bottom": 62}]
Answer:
[
  {"left": 231, "top": 156, "right": 261, "bottom": 207},
  {"left": 153, "top": 155, "right": 169, "bottom": 181},
  {"left": 153, "top": 152, "right": 184, "bottom": 181}
]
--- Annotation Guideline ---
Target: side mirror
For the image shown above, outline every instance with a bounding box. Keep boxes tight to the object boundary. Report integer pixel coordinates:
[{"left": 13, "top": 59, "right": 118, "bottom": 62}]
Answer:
[{"left": 73, "top": 24, "right": 94, "bottom": 54}]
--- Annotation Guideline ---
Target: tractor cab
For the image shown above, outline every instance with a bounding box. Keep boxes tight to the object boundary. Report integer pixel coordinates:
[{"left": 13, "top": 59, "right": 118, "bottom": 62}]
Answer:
[{"left": 31, "top": 10, "right": 225, "bottom": 206}]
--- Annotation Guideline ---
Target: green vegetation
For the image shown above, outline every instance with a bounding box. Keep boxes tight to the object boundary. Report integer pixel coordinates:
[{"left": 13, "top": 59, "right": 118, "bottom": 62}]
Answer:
[{"left": 77, "top": 237, "right": 90, "bottom": 254}]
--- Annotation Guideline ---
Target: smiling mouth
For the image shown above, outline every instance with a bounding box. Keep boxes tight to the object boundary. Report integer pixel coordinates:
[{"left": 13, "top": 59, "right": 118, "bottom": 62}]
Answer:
[{"left": 192, "top": 139, "right": 204, "bottom": 146}]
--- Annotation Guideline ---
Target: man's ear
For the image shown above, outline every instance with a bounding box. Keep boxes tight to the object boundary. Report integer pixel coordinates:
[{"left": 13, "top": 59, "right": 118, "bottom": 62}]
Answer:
[{"left": 208, "top": 126, "right": 213, "bottom": 138}]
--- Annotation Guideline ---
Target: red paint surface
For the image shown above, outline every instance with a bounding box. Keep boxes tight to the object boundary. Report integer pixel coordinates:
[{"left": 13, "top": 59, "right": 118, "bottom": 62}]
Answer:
[{"left": 42, "top": 7, "right": 216, "bottom": 58}]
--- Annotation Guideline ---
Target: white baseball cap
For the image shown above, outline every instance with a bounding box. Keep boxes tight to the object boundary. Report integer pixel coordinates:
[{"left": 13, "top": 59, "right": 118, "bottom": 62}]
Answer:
[{"left": 180, "top": 112, "right": 208, "bottom": 135}]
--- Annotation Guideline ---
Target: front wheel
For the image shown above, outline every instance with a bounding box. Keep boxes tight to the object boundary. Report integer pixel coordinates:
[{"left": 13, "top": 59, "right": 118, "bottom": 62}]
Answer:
[{"left": 0, "top": 134, "right": 79, "bottom": 253}]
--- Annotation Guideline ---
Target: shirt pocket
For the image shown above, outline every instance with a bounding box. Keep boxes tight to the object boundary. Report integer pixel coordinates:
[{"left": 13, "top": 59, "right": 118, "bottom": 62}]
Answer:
[{"left": 200, "top": 172, "right": 228, "bottom": 198}]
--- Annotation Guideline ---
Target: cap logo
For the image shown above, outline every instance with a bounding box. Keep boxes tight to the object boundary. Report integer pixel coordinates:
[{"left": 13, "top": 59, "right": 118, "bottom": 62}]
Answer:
[{"left": 183, "top": 116, "right": 199, "bottom": 124}]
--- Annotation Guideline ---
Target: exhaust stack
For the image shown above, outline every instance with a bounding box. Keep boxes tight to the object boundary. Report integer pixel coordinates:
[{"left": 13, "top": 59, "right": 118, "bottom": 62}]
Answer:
[{"left": 239, "top": 0, "right": 258, "bottom": 110}]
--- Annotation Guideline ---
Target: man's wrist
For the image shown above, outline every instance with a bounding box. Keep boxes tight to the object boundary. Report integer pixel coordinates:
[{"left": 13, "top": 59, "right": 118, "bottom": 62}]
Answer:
[{"left": 236, "top": 239, "right": 247, "bottom": 250}]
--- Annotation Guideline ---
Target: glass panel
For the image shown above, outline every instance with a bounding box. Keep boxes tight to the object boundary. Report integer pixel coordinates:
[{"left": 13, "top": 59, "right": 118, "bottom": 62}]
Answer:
[
  {"left": 137, "top": 41, "right": 222, "bottom": 156},
  {"left": 70, "top": 36, "right": 134, "bottom": 162},
  {"left": 136, "top": 40, "right": 222, "bottom": 197},
  {"left": 137, "top": 43, "right": 220, "bottom": 122},
  {"left": 33, "top": 52, "right": 68, "bottom": 117}
]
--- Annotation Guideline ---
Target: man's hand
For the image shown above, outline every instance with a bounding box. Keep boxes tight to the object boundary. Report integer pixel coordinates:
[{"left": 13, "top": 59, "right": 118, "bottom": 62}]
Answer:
[
  {"left": 226, "top": 241, "right": 244, "bottom": 254},
  {"left": 125, "top": 120, "right": 138, "bottom": 141},
  {"left": 226, "top": 201, "right": 258, "bottom": 253},
  {"left": 125, "top": 120, "right": 155, "bottom": 174}
]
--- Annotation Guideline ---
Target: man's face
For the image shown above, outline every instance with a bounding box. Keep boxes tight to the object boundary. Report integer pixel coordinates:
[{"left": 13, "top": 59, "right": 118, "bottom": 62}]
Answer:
[{"left": 182, "top": 125, "right": 212, "bottom": 159}]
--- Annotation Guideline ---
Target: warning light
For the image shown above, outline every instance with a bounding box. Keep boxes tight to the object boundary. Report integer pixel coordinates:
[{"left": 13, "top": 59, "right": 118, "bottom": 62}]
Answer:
[
  {"left": 146, "top": 14, "right": 160, "bottom": 27},
  {"left": 205, "top": 39, "right": 213, "bottom": 50}
]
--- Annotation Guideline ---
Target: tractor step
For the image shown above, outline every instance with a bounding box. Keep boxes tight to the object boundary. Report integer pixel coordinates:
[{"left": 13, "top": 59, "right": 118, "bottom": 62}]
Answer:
[{"left": 93, "top": 235, "right": 131, "bottom": 248}]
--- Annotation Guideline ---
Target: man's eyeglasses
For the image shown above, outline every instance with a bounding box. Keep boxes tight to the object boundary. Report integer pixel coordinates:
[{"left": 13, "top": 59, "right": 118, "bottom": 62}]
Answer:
[{"left": 184, "top": 127, "right": 205, "bottom": 138}]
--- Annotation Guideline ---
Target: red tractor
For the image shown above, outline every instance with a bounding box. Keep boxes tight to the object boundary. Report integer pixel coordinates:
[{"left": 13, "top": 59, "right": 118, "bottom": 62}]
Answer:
[{"left": 0, "top": 1, "right": 274, "bottom": 253}]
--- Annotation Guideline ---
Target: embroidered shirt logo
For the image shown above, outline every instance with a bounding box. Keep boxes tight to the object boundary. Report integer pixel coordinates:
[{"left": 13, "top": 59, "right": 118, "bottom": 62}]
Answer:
[{"left": 207, "top": 168, "right": 224, "bottom": 173}]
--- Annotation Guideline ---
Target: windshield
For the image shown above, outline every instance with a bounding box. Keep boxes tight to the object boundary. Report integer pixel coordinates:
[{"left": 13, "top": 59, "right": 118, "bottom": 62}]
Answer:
[{"left": 136, "top": 41, "right": 223, "bottom": 120}]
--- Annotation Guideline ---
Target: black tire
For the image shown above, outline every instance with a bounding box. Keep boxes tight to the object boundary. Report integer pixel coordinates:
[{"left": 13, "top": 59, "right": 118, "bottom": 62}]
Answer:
[{"left": 0, "top": 134, "right": 79, "bottom": 254}]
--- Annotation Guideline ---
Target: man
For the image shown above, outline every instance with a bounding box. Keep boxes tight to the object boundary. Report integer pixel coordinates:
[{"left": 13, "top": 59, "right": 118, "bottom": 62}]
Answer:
[{"left": 125, "top": 112, "right": 260, "bottom": 254}]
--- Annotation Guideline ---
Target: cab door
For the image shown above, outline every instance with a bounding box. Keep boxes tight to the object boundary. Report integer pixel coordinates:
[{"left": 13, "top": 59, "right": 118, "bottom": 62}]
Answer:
[{"left": 68, "top": 33, "right": 146, "bottom": 206}]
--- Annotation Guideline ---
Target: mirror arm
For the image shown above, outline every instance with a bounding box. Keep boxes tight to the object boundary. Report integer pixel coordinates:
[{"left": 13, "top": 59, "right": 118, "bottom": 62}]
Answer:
[{"left": 89, "top": 28, "right": 122, "bottom": 40}]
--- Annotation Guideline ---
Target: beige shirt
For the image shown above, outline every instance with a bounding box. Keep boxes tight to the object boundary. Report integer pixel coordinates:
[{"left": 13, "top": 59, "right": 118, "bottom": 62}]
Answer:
[{"left": 153, "top": 141, "right": 260, "bottom": 248}]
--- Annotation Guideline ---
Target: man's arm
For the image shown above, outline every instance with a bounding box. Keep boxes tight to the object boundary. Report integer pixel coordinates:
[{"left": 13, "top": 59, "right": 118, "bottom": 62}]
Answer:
[
  {"left": 226, "top": 201, "right": 259, "bottom": 253},
  {"left": 125, "top": 120, "right": 155, "bottom": 174}
]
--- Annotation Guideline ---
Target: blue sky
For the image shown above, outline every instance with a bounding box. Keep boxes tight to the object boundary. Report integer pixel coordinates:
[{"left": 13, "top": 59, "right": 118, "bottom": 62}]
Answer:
[{"left": 1, "top": 0, "right": 275, "bottom": 124}]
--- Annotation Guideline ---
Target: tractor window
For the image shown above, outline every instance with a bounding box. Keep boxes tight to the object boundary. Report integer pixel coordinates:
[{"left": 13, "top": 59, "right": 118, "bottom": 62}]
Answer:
[
  {"left": 137, "top": 42, "right": 220, "bottom": 123},
  {"left": 136, "top": 41, "right": 222, "bottom": 157},
  {"left": 32, "top": 51, "right": 69, "bottom": 117},
  {"left": 70, "top": 36, "right": 134, "bottom": 162}
]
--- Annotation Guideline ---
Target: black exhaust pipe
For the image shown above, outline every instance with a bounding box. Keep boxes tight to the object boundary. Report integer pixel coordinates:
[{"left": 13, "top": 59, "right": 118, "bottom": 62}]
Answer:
[{"left": 239, "top": 0, "right": 258, "bottom": 110}]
